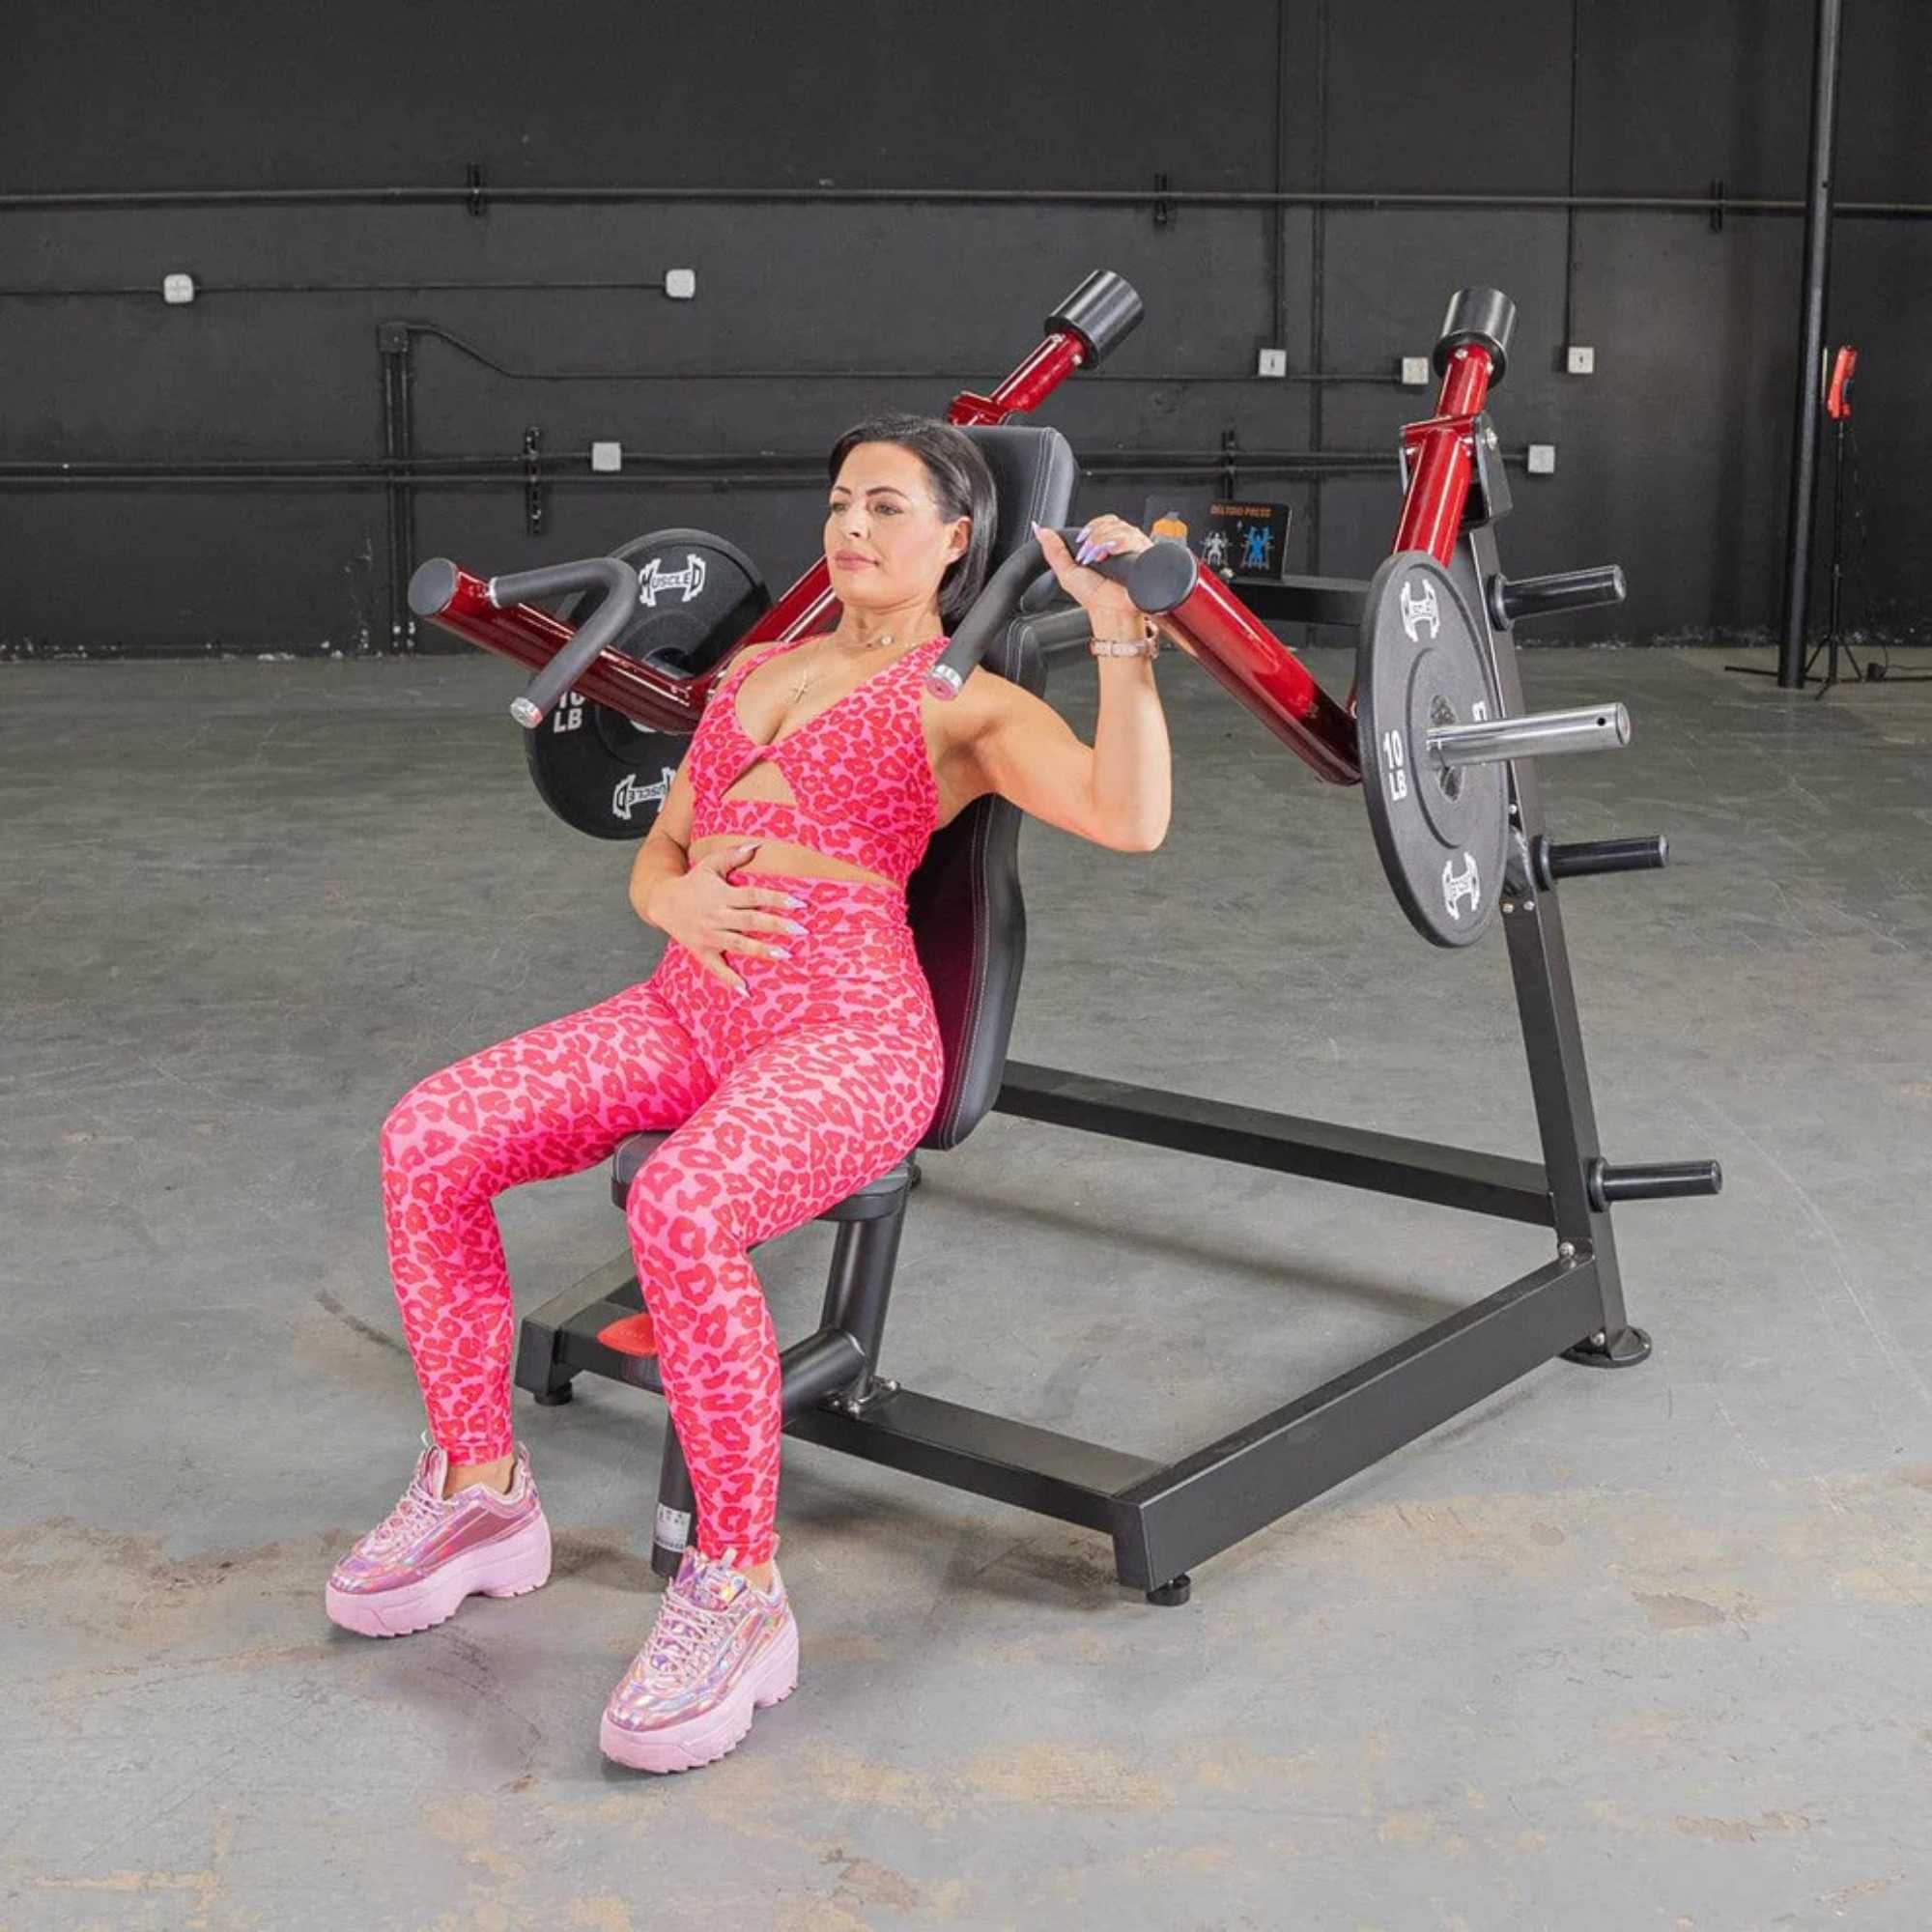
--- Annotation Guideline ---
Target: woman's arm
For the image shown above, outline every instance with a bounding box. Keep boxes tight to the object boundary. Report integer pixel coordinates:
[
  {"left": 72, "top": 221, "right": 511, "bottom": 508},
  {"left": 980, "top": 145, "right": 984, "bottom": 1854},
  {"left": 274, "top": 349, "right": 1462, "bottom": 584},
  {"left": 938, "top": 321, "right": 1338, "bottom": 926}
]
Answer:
[
  {"left": 966, "top": 663, "right": 1170, "bottom": 852},
  {"left": 961, "top": 517, "right": 1172, "bottom": 853},
  {"left": 628, "top": 764, "right": 697, "bottom": 929}
]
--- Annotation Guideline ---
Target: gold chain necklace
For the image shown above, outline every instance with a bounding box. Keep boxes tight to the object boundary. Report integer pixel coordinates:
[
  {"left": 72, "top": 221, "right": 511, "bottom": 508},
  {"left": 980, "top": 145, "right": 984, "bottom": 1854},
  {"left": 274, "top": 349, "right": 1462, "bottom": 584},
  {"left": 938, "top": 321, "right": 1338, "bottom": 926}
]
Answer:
[{"left": 785, "top": 630, "right": 895, "bottom": 704}]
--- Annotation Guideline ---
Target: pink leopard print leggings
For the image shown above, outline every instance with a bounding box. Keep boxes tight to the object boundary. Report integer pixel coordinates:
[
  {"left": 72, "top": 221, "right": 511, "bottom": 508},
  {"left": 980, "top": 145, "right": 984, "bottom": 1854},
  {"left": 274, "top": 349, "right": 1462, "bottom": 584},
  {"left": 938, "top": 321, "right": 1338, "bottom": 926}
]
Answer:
[{"left": 379, "top": 872, "right": 944, "bottom": 1566}]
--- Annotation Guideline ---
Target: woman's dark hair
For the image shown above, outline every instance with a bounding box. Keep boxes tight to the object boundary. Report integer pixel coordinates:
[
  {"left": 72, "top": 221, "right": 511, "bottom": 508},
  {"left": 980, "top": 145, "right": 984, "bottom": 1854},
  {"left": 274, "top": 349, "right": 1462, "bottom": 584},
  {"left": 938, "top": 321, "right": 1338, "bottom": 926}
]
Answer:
[{"left": 826, "top": 412, "right": 997, "bottom": 628}]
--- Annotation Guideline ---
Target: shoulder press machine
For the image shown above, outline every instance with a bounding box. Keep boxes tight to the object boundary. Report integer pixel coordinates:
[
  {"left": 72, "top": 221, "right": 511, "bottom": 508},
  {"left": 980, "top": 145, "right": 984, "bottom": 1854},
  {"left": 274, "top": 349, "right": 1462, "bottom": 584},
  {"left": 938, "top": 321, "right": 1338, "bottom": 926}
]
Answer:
[{"left": 415, "top": 279, "right": 1721, "bottom": 1605}]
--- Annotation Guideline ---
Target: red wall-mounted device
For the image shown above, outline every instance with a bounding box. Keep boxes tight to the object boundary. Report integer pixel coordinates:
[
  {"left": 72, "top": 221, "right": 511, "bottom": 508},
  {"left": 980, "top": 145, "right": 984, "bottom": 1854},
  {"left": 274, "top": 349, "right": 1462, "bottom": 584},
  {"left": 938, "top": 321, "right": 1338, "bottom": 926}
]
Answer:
[{"left": 1826, "top": 345, "right": 1858, "bottom": 421}]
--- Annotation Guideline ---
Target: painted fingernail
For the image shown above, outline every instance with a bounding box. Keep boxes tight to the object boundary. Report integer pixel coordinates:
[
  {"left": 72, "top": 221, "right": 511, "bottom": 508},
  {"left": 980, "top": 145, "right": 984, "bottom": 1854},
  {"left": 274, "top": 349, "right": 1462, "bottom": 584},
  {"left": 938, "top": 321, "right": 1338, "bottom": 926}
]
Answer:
[
  {"left": 784, "top": 920, "right": 808, "bottom": 935},
  {"left": 770, "top": 948, "right": 791, "bottom": 960},
  {"left": 783, "top": 895, "right": 807, "bottom": 909}
]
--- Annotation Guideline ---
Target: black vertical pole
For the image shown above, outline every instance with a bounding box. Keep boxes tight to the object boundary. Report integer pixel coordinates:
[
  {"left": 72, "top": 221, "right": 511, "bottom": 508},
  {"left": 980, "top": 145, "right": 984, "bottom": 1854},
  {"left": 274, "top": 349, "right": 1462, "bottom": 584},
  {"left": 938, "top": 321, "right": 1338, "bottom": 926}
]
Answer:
[
  {"left": 377, "top": 322, "right": 408, "bottom": 652},
  {"left": 1776, "top": 0, "right": 1845, "bottom": 689},
  {"left": 395, "top": 330, "right": 418, "bottom": 650}
]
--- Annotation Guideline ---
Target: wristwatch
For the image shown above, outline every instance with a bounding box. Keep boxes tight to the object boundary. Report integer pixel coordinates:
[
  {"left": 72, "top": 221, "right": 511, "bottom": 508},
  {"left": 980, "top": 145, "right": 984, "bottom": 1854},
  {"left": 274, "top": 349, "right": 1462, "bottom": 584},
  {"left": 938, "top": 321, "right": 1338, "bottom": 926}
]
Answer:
[{"left": 1089, "top": 614, "right": 1161, "bottom": 658}]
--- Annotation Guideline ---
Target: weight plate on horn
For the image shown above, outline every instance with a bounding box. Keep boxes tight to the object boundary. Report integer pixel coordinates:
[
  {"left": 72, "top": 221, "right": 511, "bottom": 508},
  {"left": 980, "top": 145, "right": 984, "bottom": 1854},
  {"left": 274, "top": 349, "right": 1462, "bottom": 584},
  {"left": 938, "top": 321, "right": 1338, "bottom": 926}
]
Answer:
[
  {"left": 526, "top": 528, "right": 770, "bottom": 839},
  {"left": 1356, "top": 551, "right": 1508, "bottom": 948}
]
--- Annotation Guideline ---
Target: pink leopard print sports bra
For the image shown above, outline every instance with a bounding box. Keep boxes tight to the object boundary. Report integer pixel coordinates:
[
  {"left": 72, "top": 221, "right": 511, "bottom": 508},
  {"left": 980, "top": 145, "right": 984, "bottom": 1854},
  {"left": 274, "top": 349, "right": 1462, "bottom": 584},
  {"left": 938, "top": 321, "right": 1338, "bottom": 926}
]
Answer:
[{"left": 685, "top": 632, "right": 952, "bottom": 889}]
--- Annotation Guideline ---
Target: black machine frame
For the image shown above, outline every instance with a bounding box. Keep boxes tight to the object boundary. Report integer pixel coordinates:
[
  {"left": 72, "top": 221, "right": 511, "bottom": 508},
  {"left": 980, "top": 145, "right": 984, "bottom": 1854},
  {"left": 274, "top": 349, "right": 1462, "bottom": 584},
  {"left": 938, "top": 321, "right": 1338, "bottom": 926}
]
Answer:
[{"left": 514, "top": 495, "right": 1719, "bottom": 1605}]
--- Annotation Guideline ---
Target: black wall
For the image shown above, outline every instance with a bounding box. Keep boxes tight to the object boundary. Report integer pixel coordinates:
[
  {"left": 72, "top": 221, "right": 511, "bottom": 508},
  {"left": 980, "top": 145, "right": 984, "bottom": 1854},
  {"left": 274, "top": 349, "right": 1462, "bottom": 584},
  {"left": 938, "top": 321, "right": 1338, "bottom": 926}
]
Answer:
[{"left": 3, "top": 0, "right": 1926, "bottom": 656}]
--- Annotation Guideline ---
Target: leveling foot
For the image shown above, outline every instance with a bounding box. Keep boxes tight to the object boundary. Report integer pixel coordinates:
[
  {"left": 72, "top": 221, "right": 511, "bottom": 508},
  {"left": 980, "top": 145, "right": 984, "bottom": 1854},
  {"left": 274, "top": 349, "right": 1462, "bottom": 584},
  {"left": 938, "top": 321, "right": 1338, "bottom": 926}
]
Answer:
[
  {"left": 1146, "top": 1575, "right": 1193, "bottom": 1606},
  {"left": 1561, "top": 1326, "right": 1652, "bottom": 1369}
]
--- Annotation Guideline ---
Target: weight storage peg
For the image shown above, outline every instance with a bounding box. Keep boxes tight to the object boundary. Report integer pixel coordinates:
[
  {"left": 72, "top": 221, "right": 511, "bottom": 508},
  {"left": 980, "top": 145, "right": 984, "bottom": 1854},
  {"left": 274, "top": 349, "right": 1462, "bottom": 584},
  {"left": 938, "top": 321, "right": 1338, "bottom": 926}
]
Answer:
[
  {"left": 1586, "top": 1158, "right": 1724, "bottom": 1210},
  {"left": 1487, "top": 564, "right": 1626, "bottom": 630},
  {"left": 1529, "top": 835, "right": 1669, "bottom": 891}
]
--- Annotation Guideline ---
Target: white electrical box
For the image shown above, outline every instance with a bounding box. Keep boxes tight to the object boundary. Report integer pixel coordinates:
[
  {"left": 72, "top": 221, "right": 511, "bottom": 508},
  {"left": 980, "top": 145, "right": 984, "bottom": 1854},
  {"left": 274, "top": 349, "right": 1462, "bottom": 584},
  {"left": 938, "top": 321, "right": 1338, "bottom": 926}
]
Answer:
[
  {"left": 1400, "top": 355, "right": 1432, "bottom": 387},
  {"left": 1527, "top": 443, "right": 1558, "bottom": 474},
  {"left": 590, "top": 441, "right": 623, "bottom": 473},
  {"left": 1257, "top": 347, "right": 1287, "bottom": 379},
  {"left": 1566, "top": 345, "right": 1596, "bottom": 376},
  {"left": 664, "top": 268, "right": 696, "bottom": 299},
  {"left": 162, "top": 272, "right": 196, "bottom": 305}
]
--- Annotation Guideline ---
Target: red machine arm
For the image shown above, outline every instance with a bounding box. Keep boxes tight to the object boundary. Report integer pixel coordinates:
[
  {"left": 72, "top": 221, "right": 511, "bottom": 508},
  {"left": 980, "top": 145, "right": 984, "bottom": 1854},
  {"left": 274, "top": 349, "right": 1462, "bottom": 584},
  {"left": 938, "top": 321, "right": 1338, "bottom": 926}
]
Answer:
[{"left": 415, "top": 270, "right": 1144, "bottom": 697}]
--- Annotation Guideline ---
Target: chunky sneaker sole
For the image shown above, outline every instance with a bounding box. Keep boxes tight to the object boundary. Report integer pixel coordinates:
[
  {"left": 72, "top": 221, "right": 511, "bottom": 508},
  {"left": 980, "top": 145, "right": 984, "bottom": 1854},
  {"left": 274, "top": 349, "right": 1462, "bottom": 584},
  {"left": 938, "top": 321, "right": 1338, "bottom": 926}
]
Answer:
[
  {"left": 600, "top": 1612, "right": 798, "bottom": 1774},
  {"left": 326, "top": 1435, "right": 553, "bottom": 1639},
  {"left": 326, "top": 1510, "right": 553, "bottom": 1637}
]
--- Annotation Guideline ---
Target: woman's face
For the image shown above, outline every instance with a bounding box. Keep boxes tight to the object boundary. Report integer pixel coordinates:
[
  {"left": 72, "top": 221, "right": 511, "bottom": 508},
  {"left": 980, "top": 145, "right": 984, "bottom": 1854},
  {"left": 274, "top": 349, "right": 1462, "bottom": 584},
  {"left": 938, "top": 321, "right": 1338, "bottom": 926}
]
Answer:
[{"left": 823, "top": 441, "right": 968, "bottom": 616}]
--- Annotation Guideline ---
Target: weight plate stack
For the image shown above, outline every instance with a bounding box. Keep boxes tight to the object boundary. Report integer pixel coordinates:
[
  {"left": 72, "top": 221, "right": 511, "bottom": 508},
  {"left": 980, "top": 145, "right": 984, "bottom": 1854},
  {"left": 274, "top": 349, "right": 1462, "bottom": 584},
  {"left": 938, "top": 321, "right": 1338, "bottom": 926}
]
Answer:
[
  {"left": 1355, "top": 551, "right": 1508, "bottom": 948},
  {"left": 526, "top": 528, "right": 770, "bottom": 839}
]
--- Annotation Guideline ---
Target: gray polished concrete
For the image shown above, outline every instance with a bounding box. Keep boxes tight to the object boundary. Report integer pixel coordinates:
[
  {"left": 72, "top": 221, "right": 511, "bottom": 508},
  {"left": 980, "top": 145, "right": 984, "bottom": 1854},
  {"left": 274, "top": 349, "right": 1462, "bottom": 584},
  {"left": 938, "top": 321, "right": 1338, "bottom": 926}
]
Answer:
[{"left": 5, "top": 644, "right": 1929, "bottom": 1930}]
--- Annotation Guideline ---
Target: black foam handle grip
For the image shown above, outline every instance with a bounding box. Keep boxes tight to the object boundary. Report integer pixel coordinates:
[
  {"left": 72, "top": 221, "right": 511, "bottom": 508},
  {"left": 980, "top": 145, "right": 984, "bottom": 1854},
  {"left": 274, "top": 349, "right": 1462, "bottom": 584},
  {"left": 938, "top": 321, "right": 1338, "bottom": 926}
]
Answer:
[
  {"left": 492, "top": 556, "right": 637, "bottom": 726},
  {"left": 1493, "top": 565, "right": 1627, "bottom": 628},
  {"left": 927, "top": 528, "right": 1155, "bottom": 701},
  {"left": 1046, "top": 270, "right": 1145, "bottom": 368},
  {"left": 1122, "top": 538, "right": 1201, "bottom": 613},
  {"left": 1532, "top": 834, "right": 1668, "bottom": 890},
  {"left": 1588, "top": 1159, "right": 1723, "bottom": 1208}
]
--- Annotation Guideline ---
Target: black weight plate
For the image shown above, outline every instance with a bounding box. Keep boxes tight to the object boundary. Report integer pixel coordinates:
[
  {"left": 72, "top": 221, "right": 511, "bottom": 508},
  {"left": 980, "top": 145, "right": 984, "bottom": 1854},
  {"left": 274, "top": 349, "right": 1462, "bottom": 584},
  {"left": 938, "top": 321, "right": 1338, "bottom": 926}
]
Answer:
[
  {"left": 1356, "top": 551, "right": 1508, "bottom": 948},
  {"left": 526, "top": 528, "right": 770, "bottom": 839}
]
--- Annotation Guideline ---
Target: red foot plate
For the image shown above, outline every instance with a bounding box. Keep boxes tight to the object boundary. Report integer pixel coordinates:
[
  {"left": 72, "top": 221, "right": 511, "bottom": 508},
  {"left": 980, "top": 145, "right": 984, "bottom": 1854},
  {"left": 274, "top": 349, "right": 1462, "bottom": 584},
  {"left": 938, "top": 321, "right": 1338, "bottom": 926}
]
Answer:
[{"left": 596, "top": 1312, "right": 659, "bottom": 1357}]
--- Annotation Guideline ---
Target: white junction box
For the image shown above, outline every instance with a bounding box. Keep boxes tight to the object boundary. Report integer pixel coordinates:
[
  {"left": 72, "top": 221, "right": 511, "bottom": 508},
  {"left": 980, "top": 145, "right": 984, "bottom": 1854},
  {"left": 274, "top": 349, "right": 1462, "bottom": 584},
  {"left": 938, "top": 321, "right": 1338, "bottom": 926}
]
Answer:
[
  {"left": 1400, "top": 355, "right": 1432, "bottom": 387},
  {"left": 1527, "top": 442, "right": 1558, "bottom": 475},
  {"left": 1256, "top": 347, "right": 1287, "bottom": 379},
  {"left": 589, "top": 441, "right": 623, "bottom": 473},
  {"left": 1566, "top": 345, "right": 1596, "bottom": 376},
  {"left": 162, "top": 272, "right": 196, "bottom": 305},
  {"left": 664, "top": 268, "right": 696, "bottom": 299}
]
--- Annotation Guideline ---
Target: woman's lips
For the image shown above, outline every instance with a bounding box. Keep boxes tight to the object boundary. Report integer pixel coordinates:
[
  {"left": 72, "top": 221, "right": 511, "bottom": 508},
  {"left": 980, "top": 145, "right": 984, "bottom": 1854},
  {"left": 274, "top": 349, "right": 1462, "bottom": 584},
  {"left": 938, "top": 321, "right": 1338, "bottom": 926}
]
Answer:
[{"left": 834, "top": 553, "right": 875, "bottom": 568}]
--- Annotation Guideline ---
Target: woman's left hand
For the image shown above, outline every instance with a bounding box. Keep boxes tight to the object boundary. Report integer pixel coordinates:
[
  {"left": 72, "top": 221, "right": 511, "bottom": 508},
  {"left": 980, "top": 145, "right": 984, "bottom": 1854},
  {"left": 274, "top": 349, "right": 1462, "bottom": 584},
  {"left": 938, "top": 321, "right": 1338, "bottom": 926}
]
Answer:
[{"left": 1033, "top": 515, "right": 1153, "bottom": 628}]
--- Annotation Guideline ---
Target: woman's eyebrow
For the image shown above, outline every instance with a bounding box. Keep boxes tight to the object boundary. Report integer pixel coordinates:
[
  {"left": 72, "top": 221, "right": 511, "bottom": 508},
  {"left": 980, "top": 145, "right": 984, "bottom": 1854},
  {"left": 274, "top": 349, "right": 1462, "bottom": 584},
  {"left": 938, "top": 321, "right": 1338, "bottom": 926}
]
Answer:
[{"left": 829, "top": 485, "right": 911, "bottom": 498}]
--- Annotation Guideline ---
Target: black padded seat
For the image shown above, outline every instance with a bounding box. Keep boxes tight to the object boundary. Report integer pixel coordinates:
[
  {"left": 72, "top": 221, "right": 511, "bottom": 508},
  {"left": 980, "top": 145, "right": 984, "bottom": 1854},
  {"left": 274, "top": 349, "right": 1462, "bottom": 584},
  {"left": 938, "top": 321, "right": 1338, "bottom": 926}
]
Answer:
[{"left": 607, "top": 423, "right": 1078, "bottom": 1222}]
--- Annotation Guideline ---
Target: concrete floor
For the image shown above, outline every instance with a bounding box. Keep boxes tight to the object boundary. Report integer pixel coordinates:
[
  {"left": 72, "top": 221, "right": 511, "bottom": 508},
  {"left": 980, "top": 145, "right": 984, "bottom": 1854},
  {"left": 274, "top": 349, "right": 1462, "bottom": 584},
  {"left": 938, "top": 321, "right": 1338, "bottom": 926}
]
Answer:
[{"left": 5, "top": 641, "right": 1930, "bottom": 1931}]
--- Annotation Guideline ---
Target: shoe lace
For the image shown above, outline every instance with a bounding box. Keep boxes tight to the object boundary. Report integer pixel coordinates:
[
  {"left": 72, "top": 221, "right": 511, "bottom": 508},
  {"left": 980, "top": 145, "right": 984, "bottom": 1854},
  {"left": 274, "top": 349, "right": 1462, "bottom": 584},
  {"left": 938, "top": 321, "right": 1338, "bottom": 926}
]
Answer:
[
  {"left": 644, "top": 1591, "right": 732, "bottom": 1679},
  {"left": 365, "top": 1479, "right": 444, "bottom": 1552}
]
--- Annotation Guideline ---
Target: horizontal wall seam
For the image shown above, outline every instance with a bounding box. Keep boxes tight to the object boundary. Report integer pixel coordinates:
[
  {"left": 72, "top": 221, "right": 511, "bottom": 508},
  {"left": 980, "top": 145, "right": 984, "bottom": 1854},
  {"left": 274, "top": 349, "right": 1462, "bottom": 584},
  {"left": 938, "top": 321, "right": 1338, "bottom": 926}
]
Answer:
[{"left": 2, "top": 185, "right": 1927, "bottom": 217}]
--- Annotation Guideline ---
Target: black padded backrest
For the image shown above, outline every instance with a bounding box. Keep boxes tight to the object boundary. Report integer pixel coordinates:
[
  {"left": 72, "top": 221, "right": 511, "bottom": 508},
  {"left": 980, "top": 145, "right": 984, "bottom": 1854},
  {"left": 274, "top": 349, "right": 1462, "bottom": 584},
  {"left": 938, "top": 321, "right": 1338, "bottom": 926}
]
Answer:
[{"left": 909, "top": 425, "right": 1077, "bottom": 1151}]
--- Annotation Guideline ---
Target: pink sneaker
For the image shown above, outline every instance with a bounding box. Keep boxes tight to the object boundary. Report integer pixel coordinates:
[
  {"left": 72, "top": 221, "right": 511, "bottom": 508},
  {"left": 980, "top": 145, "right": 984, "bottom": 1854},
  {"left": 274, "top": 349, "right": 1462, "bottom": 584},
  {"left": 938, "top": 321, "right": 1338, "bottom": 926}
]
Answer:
[
  {"left": 325, "top": 1434, "right": 552, "bottom": 1638},
  {"left": 600, "top": 1546, "right": 799, "bottom": 1773}
]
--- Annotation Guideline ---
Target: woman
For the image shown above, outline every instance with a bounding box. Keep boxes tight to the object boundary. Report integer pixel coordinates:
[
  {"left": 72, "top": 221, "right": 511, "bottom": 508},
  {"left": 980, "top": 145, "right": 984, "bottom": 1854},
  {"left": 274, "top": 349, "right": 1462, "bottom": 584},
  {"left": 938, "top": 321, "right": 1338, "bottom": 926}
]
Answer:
[{"left": 327, "top": 412, "right": 1172, "bottom": 1773}]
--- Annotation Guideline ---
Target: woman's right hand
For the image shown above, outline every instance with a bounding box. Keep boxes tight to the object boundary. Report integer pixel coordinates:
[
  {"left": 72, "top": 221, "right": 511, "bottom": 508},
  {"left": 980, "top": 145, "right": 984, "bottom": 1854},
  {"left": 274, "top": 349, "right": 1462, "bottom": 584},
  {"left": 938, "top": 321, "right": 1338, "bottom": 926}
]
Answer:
[{"left": 647, "top": 842, "right": 806, "bottom": 995}]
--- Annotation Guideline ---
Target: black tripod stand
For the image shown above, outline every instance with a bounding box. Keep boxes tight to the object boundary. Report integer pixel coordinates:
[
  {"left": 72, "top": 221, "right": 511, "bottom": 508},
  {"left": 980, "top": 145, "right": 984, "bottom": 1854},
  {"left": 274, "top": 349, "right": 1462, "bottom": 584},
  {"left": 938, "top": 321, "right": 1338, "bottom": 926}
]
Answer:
[
  {"left": 1804, "top": 410, "right": 1862, "bottom": 693},
  {"left": 1729, "top": 341, "right": 1865, "bottom": 689}
]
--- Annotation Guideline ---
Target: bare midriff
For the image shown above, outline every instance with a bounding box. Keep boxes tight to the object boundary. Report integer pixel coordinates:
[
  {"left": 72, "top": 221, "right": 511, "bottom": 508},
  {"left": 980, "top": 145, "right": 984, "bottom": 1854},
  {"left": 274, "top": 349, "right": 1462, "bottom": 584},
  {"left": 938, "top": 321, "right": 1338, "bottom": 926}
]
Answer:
[
  {"left": 686, "top": 697, "right": 975, "bottom": 891},
  {"left": 685, "top": 831, "right": 903, "bottom": 890}
]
